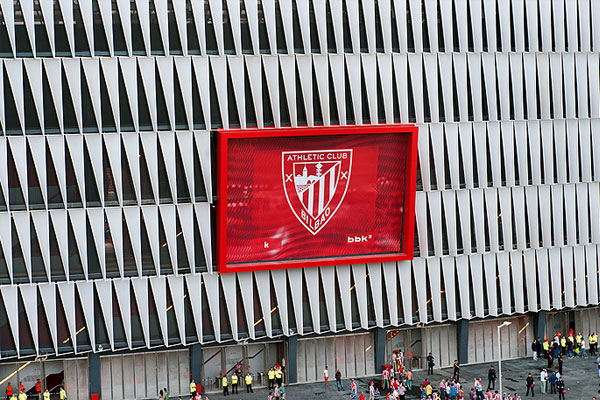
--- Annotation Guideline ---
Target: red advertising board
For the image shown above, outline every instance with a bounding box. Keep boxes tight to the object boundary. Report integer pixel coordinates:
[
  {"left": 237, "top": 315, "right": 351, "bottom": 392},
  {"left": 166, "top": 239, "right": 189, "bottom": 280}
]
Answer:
[{"left": 218, "top": 125, "right": 418, "bottom": 272}]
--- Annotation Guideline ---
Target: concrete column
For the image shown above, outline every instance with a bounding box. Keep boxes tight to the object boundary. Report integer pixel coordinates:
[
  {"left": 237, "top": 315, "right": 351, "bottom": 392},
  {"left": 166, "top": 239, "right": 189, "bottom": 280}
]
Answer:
[
  {"left": 457, "top": 319, "right": 469, "bottom": 365},
  {"left": 287, "top": 336, "right": 297, "bottom": 384},
  {"left": 374, "top": 327, "right": 386, "bottom": 374},
  {"left": 89, "top": 353, "right": 100, "bottom": 400},
  {"left": 190, "top": 344, "right": 203, "bottom": 385},
  {"left": 534, "top": 311, "right": 547, "bottom": 339}
]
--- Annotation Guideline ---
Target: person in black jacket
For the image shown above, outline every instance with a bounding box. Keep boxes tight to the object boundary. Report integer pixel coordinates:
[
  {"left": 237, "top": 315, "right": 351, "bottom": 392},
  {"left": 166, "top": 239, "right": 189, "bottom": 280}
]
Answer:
[
  {"left": 556, "top": 377, "right": 565, "bottom": 400},
  {"left": 557, "top": 354, "right": 563, "bottom": 375},
  {"left": 426, "top": 353, "right": 434, "bottom": 375},
  {"left": 487, "top": 366, "right": 497, "bottom": 390},
  {"left": 526, "top": 373, "right": 535, "bottom": 397},
  {"left": 452, "top": 360, "right": 460, "bottom": 381}
]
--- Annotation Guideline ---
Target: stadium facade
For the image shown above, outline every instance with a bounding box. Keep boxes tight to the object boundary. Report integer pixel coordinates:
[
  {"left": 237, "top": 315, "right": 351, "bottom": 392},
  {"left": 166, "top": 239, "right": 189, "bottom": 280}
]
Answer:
[{"left": 0, "top": 0, "right": 599, "bottom": 399}]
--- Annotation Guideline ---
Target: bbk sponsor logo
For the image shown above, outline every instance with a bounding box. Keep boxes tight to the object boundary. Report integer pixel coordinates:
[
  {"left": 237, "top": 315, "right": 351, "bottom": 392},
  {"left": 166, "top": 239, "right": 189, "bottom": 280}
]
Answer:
[
  {"left": 282, "top": 149, "right": 352, "bottom": 235},
  {"left": 347, "top": 234, "right": 373, "bottom": 243}
]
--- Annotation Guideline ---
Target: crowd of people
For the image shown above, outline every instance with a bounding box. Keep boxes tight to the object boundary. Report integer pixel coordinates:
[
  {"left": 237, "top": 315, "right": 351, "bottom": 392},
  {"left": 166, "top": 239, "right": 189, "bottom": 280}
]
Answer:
[
  {"left": 410, "top": 329, "right": 590, "bottom": 399},
  {"left": 186, "top": 361, "right": 285, "bottom": 400},
  {"left": 4, "top": 381, "right": 67, "bottom": 400}
]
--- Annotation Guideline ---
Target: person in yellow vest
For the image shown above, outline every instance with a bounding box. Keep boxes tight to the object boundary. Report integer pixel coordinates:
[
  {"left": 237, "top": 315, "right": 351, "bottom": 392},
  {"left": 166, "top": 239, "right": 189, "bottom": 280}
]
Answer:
[
  {"left": 17, "top": 391, "right": 26, "bottom": 400},
  {"left": 231, "top": 373, "right": 238, "bottom": 394},
  {"left": 542, "top": 338, "right": 549, "bottom": 358},
  {"left": 59, "top": 387, "right": 66, "bottom": 400},
  {"left": 592, "top": 332, "right": 598, "bottom": 355},
  {"left": 189, "top": 380, "right": 196, "bottom": 397},
  {"left": 222, "top": 375, "right": 229, "bottom": 396},
  {"left": 560, "top": 336, "right": 567, "bottom": 356},
  {"left": 42, "top": 390, "right": 49, "bottom": 400},
  {"left": 275, "top": 369, "right": 282, "bottom": 386},
  {"left": 9, "top": 394, "right": 16, "bottom": 400},
  {"left": 576, "top": 332, "right": 583, "bottom": 345},
  {"left": 245, "top": 373, "right": 253, "bottom": 393},
  {"left": 268, "top": 368, "right": 275, "bottom": 389}
]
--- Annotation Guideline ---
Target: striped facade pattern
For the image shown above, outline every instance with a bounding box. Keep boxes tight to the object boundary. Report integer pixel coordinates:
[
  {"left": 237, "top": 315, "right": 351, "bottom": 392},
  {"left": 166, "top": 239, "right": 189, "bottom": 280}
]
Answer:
[{"left": 0, "top": 0, "right": 599, "bottom": 363}]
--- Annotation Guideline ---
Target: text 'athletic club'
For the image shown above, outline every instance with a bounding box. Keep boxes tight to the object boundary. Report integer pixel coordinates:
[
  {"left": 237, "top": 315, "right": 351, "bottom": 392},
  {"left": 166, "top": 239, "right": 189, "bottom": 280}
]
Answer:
[{"left": 282, "top": 149, "right": 353, "bottom": 235}]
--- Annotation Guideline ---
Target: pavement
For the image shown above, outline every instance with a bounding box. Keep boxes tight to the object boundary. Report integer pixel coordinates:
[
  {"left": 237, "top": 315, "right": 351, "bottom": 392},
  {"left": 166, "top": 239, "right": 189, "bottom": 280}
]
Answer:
[{"left": 204, "top": 356, "right": 600, "bottom": 400}]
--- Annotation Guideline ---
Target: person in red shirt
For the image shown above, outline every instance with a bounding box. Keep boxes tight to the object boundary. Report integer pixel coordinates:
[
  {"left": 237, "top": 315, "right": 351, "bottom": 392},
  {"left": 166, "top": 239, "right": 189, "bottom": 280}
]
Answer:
[
  {"left": 359, "top": 392, "right": 365, "bottom": 400},
  {"left": 35, "top": 380, "right": 41, "bottom": 399},
  {"left": 6, "top": 382, "right": 12, "bottom": 400}
]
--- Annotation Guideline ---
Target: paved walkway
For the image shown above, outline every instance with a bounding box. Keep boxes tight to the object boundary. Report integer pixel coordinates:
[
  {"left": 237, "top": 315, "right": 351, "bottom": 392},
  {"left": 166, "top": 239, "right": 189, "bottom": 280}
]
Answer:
[{"left": 204, "top": 356, "right": 600, "bottom": 400}]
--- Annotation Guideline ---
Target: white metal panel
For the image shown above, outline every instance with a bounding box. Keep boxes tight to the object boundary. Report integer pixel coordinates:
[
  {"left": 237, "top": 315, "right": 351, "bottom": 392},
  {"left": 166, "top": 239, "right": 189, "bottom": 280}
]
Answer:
[
  {"left": 562, "top": 247, "right": 575, "bottom": 308},
  {"left": 510, "top": 251, "right": 526, "bottom": 313},
  {"left": 586, "top": 245, "right": 599, "bottom": 305}
]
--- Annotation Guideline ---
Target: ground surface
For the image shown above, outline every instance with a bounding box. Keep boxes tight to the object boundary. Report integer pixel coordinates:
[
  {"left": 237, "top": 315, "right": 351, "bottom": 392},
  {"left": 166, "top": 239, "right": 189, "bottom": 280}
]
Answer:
[{"left": 204, "top": 356, "right": 600, "bottom": 399}]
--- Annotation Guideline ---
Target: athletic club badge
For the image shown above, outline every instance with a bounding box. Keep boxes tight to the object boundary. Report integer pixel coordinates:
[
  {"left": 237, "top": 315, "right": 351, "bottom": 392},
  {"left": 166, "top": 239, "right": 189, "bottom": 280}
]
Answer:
[{"left": 282, "top": 149, "right": 353, "bottom": 235}]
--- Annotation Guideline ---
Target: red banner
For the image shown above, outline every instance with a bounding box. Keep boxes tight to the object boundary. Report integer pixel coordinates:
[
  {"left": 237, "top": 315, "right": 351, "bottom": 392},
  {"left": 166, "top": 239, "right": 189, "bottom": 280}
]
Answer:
[{"left": 218, "top": 125, "right": 418, "bottom": 272}]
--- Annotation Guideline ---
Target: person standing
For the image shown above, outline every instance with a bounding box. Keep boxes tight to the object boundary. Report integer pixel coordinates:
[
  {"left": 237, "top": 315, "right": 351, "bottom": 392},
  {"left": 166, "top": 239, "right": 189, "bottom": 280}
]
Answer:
[
  {"left": 35, "top": 380, "right": 41, "bottom": 400},
  {"left": 475, "top": 378, "right": 483, "bottom": 400},
  {"left": 268, "top": 368, "right": 275, "bottom": 389},
  {"left": 324, "top": 366, "right": 329, "bottom": 389},
  {"left": 539, "top": 369, "right": 547, "bottom": 394},
  {"left": 439, "top": 380, "right": 446, "bottom": 400},
  {"left": 382, "top": 368, "right": 390, "bottom": 390},
  {"left": 190, "top": 380, "right": 196, "bottom": 397},
  {"left": 59, "top": 387, "right": 66, "bottom": 400},
  {"left": 336, "top": 369, "right": 343, "bottom": 391},
  {"left": 245, "top": 373, "right": 253, "bottom": 393},
  {"left": 581, "top": 339, "right": 589, "bottom": 358},
  {"left": 275, "top": 368, "right": 283, "bottom": 387},
  {"left": 351, "top": 379, "right": 357, "bottom": 394},
  {"left": 525, "top": 373, "right": 534, "bottom": 397},
  {"left": 42, "top": 391, "right": 49, "bottom": 400},
  {"left": 6, "top": 382, "right": 13, "bottom": 400},
  {"left": 453, "top": 361, "right": 461, "bottom": 381},
  {"left": 556, "top": 377, "right": 565, "bottom": 400},
  {"left": 531, "top": 339, "right": 538, "bottom": 360},
  {"left": 426, "top": 353, "right": 435, "bottom": 375},
  {"left": 557, "top": 354, "right": 563, "bottom": 375},
  {"left": 397, "top": 384, "right": 406, "bottom": 400},
  {"left": 369, "top": 382, "right": 375, "bottom": 400},
  {"left": 406, "top": 370, "right": 412, "bottom": 391},
  {"left": 279, "top": 385, "right": 286, "bottom": 400},
  {"left": 17, "top": 391, "right": 25, "bottom": 400},
  {"left": 487, "top": 366, "right": 496, "bottom": 391},
  {"left": 231, "top": 373, "right": 238, "bottom": 394},
  {"left": 17, "top": 385, "right": 23, "bottom": 396},
  {"left": 222, "top": 375, "right": 229, "bottom": 396}
]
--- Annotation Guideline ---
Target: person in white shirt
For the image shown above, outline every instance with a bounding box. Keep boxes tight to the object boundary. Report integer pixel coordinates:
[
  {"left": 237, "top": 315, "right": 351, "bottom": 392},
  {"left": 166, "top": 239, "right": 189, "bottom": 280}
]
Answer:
[
  {"left": 540, "top": 368, "right": 548, "bottom": 393},
  {"left": 324, "top": 366, "right": 329, "bottom": 389},
  {"left": 581, "top": 339, "right": 589, "bottom": 358}
]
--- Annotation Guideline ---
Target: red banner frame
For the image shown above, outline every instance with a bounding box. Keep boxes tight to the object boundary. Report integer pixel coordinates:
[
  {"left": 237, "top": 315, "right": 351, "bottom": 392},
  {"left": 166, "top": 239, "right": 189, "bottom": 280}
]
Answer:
[{"left": 217, "top": 124, "right": 419, "bottom": 273}]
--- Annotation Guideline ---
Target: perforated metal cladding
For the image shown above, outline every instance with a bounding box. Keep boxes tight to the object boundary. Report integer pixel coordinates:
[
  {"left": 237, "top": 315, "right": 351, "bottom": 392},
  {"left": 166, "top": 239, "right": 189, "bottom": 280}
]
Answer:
[{"left": 0, "top": 0, "right": 599, "bottom": 358}]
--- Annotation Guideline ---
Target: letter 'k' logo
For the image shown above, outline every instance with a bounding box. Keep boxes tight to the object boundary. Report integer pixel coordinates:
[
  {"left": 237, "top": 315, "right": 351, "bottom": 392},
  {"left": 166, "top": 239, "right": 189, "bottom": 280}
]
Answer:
[{"left": 282, "top": 149, "right": 352, "bottom": 235}]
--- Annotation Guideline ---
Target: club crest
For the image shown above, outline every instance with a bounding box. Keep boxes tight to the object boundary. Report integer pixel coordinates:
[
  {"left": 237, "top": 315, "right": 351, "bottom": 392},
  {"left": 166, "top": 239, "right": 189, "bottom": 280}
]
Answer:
[{"left": 282, "top": 149, "right": 353, "bottom": 235}]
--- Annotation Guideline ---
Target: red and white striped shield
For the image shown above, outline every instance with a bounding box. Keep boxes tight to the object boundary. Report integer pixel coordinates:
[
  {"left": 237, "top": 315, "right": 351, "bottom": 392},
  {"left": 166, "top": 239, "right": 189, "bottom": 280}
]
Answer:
[{"left": 282, "top": 149, "right": 352, "bottom": 235}]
